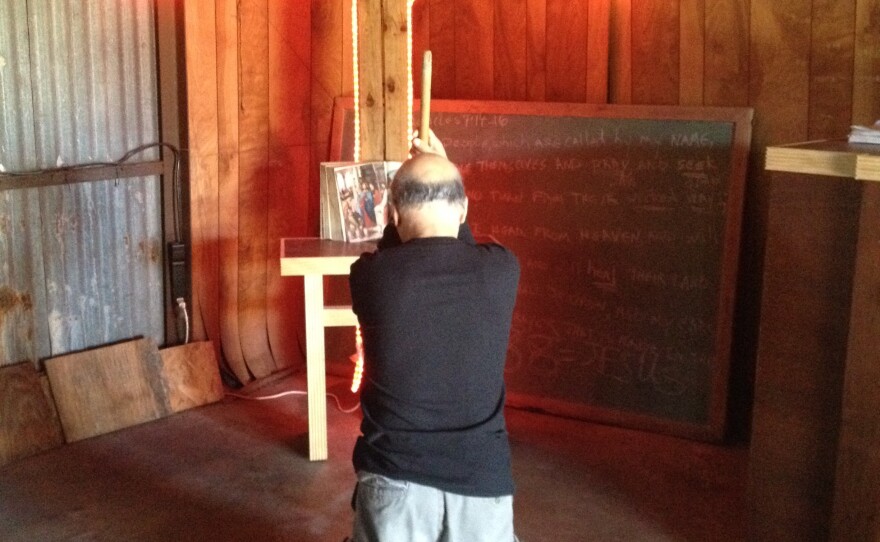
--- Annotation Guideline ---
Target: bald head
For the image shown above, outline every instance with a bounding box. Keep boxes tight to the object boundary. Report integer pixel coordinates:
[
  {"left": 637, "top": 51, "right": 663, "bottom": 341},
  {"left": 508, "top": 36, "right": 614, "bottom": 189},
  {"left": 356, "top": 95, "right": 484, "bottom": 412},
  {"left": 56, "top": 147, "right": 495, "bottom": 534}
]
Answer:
[
  {"left": 396, "top": 153, "right": 460, "bottom": 183},
  {"left": 391, "top": 154, "right": 464, "bottom": 210},
  {"left": 389, "top": 153, "right": 468, "bottom": 241}
]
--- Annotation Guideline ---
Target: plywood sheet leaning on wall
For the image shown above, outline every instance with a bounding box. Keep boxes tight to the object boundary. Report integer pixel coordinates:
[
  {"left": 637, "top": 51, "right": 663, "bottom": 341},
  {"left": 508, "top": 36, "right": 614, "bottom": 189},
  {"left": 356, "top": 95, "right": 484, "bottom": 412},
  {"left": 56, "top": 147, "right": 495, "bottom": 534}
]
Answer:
[
  {"left": 45, "top": 338, "right": 172, "bottom": 443},
  {"left": 159, "top": 341, "right": 224, "bottom": 414},
  {"left": 0, "top": 362, "right": 65, "bottom": 466}
]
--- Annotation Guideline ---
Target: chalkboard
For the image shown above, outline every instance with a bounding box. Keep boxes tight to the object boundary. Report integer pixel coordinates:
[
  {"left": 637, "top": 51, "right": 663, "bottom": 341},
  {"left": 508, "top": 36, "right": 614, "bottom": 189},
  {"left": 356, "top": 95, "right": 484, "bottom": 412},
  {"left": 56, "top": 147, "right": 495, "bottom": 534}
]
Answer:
[{"left": 331, "top": 98, "right": 753, "bottom": 441}]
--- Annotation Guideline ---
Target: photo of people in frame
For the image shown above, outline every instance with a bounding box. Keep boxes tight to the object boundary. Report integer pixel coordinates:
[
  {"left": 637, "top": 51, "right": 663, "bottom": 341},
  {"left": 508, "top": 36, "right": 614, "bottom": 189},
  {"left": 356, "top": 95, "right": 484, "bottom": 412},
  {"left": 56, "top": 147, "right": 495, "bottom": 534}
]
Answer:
[{"left": 334, "top": 162, "right": 392, "bottom": 242}]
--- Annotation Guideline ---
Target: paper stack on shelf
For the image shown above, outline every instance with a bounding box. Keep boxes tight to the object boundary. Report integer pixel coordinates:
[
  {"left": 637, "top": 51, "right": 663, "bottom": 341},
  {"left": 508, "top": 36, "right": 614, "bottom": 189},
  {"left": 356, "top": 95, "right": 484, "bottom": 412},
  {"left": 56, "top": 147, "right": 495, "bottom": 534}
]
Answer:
[{"left": 848, "top": 121, "right": 880, "bottom": 145}]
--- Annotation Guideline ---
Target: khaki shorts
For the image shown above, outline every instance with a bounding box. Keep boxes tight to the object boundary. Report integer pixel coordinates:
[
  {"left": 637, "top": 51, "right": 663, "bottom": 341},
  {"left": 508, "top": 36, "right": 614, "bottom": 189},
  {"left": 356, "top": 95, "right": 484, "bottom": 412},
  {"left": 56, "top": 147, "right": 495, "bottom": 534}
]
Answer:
[{"left": 351, "top": 471, "right": 518, "bottom": 542}]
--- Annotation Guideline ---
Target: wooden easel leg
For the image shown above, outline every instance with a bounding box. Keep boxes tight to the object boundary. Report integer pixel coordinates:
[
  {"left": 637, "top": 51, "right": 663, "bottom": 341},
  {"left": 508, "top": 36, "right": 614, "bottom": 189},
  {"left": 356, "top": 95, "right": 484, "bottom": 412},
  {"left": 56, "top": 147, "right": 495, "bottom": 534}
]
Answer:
[{"left": 303, "top": 274, "right": 328, "bottom": 461}]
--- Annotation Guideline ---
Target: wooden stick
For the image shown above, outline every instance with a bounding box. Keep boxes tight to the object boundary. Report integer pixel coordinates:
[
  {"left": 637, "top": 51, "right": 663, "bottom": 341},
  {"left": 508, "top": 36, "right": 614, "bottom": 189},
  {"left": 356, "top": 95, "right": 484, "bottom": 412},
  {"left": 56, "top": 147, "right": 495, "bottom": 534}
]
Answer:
[{"left": 420, "top": 50, "right": 432, "bottom": 145}]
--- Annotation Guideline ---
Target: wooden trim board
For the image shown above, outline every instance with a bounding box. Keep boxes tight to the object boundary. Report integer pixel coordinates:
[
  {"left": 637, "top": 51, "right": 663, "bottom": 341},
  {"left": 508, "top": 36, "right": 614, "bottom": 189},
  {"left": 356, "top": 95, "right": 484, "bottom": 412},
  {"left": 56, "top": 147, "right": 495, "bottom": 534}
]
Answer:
[
  {"left": 0, "top": 363, "right": 65, "bottom": 466},
  {"left": 45, "top": 338, "right": 172, "bottom": 443},
  {"left": 2, "top": 341, "right": 223, "bottom": 463},
  {"left": 158, "top": 341, "right": 224, "bottom": 413}
]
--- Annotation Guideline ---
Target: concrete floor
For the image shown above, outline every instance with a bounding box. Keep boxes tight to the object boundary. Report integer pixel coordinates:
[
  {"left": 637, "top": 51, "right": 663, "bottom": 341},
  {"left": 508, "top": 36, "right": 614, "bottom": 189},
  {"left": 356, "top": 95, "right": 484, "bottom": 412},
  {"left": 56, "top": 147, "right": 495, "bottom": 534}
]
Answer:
[{"left": 0, "top": 372, "right": 747, "bottom": 541}]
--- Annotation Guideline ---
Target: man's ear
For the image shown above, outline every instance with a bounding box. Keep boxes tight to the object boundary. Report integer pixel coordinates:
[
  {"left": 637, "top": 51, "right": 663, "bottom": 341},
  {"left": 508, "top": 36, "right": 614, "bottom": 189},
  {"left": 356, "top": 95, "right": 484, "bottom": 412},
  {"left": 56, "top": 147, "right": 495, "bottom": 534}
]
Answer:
[
  {"left": 390, "top": 204, "right": 400, "bottom": 227},
  {"left": 459, "top": 197, "right": 469, "bottom": 224}
]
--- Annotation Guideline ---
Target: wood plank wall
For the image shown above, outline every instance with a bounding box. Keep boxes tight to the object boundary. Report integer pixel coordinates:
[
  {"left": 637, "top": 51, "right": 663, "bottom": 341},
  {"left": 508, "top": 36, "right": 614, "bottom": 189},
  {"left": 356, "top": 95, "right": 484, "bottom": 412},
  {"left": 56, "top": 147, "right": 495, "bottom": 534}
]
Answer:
[
  {"left": 184, "top": 0, "right": 312, "bottom": 383},
  {"left": 184, "top": 0, "right": 880, "bottom": 411}
]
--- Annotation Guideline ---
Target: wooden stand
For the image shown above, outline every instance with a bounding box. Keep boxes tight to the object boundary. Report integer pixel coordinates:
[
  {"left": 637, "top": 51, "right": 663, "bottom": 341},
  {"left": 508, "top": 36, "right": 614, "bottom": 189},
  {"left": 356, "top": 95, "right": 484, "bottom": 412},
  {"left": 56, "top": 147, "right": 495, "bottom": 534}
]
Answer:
[
  {"left": 755, "top": 140, "right": 880, "bottom": 540},
  {"left": 280, "top": 238, "right": 373, "bottom": 461}
]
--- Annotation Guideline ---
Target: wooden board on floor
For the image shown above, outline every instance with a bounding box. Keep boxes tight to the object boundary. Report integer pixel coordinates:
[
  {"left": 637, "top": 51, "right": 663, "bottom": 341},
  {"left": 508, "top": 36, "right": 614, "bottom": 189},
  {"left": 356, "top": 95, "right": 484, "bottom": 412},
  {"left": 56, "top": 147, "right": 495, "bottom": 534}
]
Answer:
[
  {"left": 159, "top": 341, "right": 224, "bottom": 413},
  {"left": 0, "top": 363, "right": 64, "bottom": 466},
  {"left": 45, "top": 338, "right": 171, "bottom": 443}
]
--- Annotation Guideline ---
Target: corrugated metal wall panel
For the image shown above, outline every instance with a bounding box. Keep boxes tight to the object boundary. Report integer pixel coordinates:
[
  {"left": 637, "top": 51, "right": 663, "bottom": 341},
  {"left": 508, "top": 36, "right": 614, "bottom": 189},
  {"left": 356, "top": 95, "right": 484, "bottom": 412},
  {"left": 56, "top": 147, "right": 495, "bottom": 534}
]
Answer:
[
  {"left": 0, "top": 0, "right": 163, "bottom": 365},
  {"left": 0, "top": 0, "right": 45, "bottom": 366},
  {"left": 0, "top": 0, "right": 36, "bottom": 170},
  {"left": 0, "top": 187, "right": 43, "bottom": 366}
]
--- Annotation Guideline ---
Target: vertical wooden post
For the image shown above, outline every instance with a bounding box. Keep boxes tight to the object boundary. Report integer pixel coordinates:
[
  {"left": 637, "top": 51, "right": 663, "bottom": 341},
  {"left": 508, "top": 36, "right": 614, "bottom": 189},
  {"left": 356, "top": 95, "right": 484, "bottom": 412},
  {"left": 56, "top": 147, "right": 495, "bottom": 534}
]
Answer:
[
  {"left": 356, "top": 0, "right": 411, "bottom": 161},
  {"left": 357, "top": 0, "right": 385, "bottom": 161},
  {"left": 382, "top": 0, "right": 411, "bottom": 161}
]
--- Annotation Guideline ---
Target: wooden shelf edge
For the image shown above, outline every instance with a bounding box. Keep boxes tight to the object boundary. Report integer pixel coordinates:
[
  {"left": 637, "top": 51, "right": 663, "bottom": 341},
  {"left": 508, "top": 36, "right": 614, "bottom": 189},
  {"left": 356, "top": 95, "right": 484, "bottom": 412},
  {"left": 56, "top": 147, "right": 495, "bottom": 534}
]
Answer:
[
  {"left": 765, "top": 146, "right": 858, "bottom": 179},
  {"left": 280, "top": 256, "right": 361, "bottom": 276},
  {"left": 855, "top": 154, "right": 880, "bottom": 182}
]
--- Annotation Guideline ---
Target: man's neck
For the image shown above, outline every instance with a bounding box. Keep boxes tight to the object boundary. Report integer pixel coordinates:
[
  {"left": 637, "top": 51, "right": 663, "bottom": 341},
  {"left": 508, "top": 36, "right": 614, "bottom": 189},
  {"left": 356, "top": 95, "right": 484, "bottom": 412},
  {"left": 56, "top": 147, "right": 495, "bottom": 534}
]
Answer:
[
  {"left": 396, "top": 203, "right": 463, "bottom": 242},
  {"left": 397, "top": 223, "right": 459, "bottom": 243}
]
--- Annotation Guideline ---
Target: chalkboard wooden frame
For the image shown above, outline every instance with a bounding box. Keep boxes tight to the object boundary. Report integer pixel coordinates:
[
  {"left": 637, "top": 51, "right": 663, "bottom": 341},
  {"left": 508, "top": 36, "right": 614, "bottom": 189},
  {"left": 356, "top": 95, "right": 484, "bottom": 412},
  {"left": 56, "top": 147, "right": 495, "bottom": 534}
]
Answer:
[{"left": 330, "top": 97, "right": 753, "bottom": 442}]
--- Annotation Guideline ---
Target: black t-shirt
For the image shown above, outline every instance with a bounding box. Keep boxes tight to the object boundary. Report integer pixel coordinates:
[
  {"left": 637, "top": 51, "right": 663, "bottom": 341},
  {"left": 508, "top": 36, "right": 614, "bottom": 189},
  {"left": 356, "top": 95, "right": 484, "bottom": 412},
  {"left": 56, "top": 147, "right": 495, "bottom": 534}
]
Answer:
[{"left": 349, "top": 223, "right": 520, "bottom": 497}]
